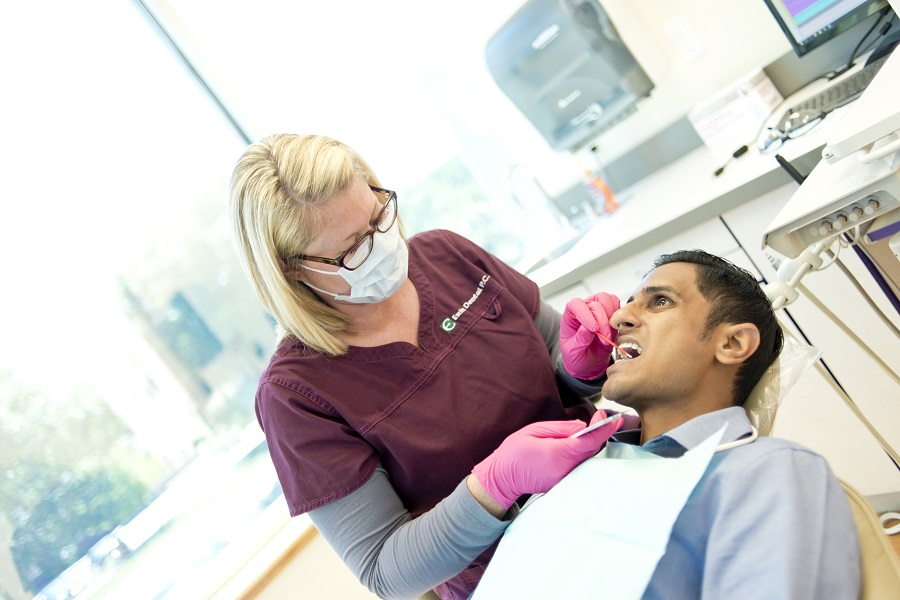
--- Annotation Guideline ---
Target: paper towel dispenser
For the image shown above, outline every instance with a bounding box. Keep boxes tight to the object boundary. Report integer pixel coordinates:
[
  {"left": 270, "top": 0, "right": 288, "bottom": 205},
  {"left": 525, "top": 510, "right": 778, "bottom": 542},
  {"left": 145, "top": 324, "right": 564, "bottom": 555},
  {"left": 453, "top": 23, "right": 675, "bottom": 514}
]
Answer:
[{"left": 486, "top": 0, "right": 654, "bottom": 152}]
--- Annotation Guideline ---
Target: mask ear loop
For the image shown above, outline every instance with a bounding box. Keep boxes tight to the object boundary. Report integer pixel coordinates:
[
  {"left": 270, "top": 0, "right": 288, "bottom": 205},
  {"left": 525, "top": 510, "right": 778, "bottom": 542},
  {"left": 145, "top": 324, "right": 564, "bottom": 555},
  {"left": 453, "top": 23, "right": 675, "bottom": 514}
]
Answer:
[{"left": 279, "top": 257, "right": 308, "bottom": 282}]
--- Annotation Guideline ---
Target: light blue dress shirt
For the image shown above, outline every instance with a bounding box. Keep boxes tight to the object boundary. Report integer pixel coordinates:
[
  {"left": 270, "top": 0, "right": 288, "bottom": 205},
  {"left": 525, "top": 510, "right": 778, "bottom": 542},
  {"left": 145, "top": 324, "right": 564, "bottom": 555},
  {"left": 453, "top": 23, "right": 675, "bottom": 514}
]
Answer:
[{"left": 610, "top": 407, "right": 861, "bottom": 600}]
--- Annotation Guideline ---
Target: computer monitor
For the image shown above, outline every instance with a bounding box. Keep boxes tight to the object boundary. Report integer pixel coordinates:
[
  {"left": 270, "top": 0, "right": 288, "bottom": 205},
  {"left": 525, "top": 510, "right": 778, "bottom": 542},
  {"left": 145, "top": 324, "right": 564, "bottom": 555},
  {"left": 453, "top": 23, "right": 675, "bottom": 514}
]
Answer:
[{"left": 762, "top": 0, "right": 890, "bottom": 57}]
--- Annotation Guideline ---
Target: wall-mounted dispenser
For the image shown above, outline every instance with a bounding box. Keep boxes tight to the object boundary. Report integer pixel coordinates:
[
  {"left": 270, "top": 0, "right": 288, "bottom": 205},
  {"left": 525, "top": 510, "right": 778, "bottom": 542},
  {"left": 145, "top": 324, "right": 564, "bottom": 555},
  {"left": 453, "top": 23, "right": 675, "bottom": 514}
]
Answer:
[{"left": 486, "top": 0, "right": 654, "bottom": 152}]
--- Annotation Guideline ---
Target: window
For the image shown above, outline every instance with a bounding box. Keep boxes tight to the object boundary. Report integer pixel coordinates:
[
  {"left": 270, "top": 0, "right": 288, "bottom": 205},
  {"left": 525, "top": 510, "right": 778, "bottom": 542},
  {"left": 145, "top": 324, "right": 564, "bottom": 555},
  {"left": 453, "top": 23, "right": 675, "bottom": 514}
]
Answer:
[
  {"left": 1, "top": 2, "right": 280, "bottom": 598},
  {"left": 1, "top": 1, "right": 583, "bottom": 598},
  {"left": 159, "top": 0, "right": 582, "bottom": 264}
]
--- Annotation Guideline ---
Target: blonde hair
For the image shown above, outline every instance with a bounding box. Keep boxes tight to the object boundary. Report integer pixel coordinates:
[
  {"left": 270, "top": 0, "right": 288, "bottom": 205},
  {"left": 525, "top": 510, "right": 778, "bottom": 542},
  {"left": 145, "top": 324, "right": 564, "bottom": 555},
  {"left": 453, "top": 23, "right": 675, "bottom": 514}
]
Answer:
[{"left": 229, "top": 134, "right": 382, "bottom": 356}]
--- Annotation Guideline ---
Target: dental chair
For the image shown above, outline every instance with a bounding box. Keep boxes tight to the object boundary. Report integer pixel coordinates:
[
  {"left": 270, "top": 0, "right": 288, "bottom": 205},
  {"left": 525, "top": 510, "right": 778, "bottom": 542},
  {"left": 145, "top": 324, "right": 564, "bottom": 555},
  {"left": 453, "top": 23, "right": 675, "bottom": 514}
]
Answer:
[
  {"left": 841, "top": 482, "right": 900, "bottom": 599},
  {"left": 743, "top": 341, "right": 900, "bottom": 599}
]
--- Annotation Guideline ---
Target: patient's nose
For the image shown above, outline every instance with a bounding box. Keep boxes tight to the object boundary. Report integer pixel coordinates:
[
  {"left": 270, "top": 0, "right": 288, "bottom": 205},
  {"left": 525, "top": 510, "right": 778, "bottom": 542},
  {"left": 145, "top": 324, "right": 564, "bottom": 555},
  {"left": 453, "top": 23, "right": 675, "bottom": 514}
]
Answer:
[{"left": 610, "top": 304, "right": 636, "bottom": 330}]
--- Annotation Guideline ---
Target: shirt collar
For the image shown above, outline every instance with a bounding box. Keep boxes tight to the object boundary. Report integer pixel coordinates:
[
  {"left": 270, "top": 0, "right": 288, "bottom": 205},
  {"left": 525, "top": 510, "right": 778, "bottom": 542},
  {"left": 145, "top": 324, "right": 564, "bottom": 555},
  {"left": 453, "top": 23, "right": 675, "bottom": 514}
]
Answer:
[{"left": 610, "top": 407, "right": 754, "bottom": 457}]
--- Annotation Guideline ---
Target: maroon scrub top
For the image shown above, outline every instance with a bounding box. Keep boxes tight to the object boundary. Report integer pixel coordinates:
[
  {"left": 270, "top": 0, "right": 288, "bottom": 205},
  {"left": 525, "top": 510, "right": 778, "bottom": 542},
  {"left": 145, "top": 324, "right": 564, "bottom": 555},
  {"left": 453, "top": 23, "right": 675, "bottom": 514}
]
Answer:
[{"left": 256, "top": 229, "right": 594, "bottom": 593}]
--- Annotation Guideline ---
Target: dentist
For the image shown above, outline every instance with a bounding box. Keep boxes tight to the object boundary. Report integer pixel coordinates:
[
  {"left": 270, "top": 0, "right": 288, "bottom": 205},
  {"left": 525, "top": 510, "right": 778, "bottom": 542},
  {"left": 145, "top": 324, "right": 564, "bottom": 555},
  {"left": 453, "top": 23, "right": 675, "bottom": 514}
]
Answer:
[{"left": 229, "top": 134, "right": 622, "bottom": 600}]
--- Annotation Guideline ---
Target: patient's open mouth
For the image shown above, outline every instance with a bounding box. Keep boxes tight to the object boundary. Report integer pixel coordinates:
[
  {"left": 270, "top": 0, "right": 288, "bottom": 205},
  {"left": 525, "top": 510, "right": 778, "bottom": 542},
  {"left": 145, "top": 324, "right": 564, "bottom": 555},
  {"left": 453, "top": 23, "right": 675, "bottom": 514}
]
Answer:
[{"left": 614, "top": 342, "right": 642, "bottom": 362}]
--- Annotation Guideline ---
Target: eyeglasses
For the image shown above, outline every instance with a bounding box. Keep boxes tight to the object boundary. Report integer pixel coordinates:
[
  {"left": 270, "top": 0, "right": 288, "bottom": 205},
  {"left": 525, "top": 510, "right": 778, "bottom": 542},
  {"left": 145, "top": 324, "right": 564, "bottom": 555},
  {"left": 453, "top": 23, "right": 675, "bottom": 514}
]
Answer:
[
  {"left": 757, "top": 109, "right": 824, "bottom": 154},
  {"left": 290, "top": 186, "right": 398, "bottom": 271}
]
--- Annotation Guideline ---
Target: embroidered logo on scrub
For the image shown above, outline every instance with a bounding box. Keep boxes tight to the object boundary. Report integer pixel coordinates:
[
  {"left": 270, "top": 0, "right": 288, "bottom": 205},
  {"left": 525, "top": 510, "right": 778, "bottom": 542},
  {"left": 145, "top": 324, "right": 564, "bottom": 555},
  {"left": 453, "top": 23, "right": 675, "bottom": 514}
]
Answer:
[{"left": 441, "top": 275, "right": 491, "bottom": 333}]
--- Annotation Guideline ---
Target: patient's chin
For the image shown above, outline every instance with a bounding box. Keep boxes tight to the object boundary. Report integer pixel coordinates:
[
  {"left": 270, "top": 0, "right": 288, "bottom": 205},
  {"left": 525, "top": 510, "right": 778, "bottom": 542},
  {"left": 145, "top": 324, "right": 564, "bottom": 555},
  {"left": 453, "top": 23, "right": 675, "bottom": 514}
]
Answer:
[
  {"left": 601, "top": 377, "right": 643, "bottom": 412},
  {"left": 600, "top": 380, "right": 624, "bottom": 403}
]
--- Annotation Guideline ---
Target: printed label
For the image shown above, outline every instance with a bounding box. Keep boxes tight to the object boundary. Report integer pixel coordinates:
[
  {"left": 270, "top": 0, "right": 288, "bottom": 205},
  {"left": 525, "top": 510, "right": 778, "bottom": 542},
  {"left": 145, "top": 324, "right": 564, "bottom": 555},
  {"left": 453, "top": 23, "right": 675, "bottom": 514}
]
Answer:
[{"left": 440, "top": 275, "right": 491, "bottom": 334}]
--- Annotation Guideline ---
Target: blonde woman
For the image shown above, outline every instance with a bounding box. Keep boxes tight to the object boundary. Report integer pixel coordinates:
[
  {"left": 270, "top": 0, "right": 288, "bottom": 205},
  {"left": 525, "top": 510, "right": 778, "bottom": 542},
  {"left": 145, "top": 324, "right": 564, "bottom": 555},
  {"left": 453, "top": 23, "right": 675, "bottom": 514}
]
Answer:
[{"left": 230, "top": 134, "right": 623, "bottom": 599}]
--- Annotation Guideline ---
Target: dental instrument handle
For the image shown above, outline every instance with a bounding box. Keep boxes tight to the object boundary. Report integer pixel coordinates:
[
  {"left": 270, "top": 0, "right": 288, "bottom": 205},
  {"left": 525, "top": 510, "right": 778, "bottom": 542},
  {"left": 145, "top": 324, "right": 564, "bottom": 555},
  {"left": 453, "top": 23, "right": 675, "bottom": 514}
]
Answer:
[
  {"left": 591, "top": 328, "right": 628, "bottom": 359},
  {"left": 569, "top": 412, "right": 623, "bottom": 438}
]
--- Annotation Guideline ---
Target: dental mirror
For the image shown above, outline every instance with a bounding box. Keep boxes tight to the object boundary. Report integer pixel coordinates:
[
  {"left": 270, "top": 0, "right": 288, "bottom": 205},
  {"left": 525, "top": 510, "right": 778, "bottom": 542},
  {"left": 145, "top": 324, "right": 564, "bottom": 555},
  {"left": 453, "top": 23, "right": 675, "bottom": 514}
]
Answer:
[{"left": 569, "top": 411, "right": 623, "bottom": 438}]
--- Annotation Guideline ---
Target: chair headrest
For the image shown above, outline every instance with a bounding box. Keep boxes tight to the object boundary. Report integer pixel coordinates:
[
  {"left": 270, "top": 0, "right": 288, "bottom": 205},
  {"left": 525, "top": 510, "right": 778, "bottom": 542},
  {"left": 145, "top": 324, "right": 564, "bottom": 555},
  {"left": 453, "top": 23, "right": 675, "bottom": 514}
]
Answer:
[{"left": 743, "top": 333, "right": 821, "bottom": 437}]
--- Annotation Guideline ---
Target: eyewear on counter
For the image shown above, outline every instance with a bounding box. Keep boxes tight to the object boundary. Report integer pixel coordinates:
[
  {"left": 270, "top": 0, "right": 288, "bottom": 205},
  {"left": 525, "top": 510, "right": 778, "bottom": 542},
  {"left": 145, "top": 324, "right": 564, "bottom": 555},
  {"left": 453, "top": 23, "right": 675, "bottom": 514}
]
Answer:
[
  {"left": 290, "top": 186, "right": 398, "bottom": 271},
  {"left": 757, "top": 109, "right": 824, "bottom": 154}
]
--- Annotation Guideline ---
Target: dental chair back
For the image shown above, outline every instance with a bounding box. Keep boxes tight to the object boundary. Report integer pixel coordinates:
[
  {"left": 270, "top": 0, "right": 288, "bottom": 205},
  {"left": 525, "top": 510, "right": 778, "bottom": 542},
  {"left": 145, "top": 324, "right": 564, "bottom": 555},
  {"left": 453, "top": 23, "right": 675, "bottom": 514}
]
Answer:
[{"left": 841, "top": 481, "right": 900, "bottom": 599}]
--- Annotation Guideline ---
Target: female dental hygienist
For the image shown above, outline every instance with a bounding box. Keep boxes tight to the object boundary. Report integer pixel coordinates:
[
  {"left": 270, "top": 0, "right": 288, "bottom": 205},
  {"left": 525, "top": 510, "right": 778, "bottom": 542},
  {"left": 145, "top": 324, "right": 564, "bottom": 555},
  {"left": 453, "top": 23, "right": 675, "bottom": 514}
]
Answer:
[{"left": 229, "top": 134, "right": 624, "bottom": 600}]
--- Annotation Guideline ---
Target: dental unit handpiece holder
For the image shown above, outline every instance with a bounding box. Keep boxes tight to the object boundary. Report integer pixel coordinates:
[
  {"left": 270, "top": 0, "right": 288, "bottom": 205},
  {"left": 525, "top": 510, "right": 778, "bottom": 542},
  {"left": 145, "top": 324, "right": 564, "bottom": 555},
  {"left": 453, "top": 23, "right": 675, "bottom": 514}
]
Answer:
[
  {"left": 763, "top": 239, "right": 833, "bottom": 310},
  {"left": 759, "top": 46, "right": 900, "bottom": 470},
  {"left": 764, "top": 47, "right": 900, "bottom": 260}
]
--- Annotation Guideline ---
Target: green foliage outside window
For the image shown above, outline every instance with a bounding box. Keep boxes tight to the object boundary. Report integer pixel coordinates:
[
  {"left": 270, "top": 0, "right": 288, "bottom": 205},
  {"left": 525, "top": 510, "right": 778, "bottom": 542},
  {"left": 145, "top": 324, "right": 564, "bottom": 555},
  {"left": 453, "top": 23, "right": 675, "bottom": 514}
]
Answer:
[
  {"left": 0, "top": 371, "right": 157, "bottom": 593},
  {"left": 11, "top": 468, "right": 148, "bottom": 593}
]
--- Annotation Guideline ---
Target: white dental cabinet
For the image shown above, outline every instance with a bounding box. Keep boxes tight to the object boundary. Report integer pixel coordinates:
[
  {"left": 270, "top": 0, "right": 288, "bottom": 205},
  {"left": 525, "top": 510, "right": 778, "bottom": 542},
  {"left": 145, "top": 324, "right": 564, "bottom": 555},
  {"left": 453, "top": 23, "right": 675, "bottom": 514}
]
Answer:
[{"left": 530, "top": 99, "right": 900, "bottom": 499}]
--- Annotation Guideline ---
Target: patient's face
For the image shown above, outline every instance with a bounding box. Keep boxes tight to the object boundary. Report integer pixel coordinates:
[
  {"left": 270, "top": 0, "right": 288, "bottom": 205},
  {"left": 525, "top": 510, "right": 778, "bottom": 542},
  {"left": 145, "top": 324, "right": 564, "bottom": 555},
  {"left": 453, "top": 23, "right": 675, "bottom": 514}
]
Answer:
[{"left": 603, "top": 263, "right": 717, "bottom": 410}]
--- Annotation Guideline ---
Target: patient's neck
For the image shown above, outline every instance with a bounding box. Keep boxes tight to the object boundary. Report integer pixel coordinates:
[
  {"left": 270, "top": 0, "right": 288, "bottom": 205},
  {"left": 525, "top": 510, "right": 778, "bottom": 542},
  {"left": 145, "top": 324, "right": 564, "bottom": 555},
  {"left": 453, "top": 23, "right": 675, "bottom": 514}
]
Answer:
[{"left": 637, "top": 396, "right": 732, "bottom": 445}]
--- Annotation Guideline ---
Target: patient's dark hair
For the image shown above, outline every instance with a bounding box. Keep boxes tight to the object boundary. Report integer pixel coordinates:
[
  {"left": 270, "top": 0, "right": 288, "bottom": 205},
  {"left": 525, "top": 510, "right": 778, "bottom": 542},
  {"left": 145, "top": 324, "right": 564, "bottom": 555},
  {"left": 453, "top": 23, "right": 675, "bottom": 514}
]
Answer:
[{"left": 652, "top": 250, "right": 784, "bottom": 406}]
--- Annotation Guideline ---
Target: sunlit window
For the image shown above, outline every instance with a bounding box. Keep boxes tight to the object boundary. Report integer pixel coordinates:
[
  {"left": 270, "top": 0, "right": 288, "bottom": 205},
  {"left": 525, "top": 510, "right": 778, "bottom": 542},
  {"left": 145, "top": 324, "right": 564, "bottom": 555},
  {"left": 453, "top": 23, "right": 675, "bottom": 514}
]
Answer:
[
  {"left": 161, "top": 0, "right": 580, "bottom": 264},
  {"left": 1, "top": 2, "right": 279, "bottom": 598},
  {"left": 1, "top": 1, "right": 585, "bottom": 598}
]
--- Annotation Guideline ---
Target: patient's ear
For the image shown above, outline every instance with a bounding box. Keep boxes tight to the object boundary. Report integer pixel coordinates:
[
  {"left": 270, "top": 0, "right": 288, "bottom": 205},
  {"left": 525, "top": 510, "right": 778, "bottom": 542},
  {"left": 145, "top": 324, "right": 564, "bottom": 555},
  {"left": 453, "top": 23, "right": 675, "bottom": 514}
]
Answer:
[{"left": 715, "top": 323, "right": 760, "bottom": 365}]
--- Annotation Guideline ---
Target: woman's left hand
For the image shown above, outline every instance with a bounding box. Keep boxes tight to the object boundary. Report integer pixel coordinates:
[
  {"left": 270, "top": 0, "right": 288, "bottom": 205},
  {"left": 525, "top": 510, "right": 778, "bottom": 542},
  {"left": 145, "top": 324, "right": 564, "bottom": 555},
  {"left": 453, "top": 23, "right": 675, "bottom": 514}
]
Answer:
[{"left": 470, "top": 411, "right": 623, "bottom": 511}]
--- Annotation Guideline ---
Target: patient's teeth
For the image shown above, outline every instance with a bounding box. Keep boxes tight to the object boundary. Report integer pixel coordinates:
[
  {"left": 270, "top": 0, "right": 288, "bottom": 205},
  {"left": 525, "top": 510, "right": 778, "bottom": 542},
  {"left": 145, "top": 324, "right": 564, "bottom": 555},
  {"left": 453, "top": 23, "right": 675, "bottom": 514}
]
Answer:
[{"left": 615, "top": 342, "right": 642, "bottom": 362}]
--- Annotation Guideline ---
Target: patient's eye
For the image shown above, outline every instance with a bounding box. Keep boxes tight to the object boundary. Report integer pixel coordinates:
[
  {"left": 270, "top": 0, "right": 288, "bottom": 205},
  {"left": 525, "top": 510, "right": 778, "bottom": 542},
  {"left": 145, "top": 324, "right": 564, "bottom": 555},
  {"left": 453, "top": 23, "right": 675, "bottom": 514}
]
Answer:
[{"left": 652, "top": 295, "right": 672, "bottom": 307}]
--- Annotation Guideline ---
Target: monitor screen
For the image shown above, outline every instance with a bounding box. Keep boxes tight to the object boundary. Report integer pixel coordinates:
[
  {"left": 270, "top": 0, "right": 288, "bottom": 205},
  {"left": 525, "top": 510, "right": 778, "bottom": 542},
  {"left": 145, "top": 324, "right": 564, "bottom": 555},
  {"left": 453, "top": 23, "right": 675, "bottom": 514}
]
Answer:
[{"left": 762, "top": 0, "right": 889, "bottom": 56}]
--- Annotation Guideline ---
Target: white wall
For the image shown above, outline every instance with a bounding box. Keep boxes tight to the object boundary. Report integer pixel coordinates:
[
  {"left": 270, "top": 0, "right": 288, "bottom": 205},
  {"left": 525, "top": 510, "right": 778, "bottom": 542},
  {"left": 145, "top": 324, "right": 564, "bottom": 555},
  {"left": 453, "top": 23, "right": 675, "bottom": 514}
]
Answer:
[
  {"left": 148, "top": 0, "right": 795, "bottom": 201},
  {"left": 484, "top": 0, "right": 795, "bottom": 194},
  {"left": 579, "top": 0, "right": 792, "bottom": 163}
]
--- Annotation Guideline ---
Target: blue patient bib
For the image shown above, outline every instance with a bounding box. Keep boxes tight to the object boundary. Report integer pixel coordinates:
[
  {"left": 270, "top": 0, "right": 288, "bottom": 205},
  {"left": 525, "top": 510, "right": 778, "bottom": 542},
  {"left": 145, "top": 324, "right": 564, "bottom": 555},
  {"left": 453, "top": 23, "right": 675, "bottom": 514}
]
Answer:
[{"left": 472, "top": 427, "right": 725, "bottom": 600}]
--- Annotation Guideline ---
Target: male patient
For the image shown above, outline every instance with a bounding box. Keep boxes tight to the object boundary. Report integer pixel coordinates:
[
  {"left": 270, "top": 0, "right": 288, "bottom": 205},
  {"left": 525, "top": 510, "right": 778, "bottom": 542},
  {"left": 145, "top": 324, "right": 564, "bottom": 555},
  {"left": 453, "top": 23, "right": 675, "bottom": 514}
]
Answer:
[{"left": 474, "top": 249, "right": 860, "bottom": 599}]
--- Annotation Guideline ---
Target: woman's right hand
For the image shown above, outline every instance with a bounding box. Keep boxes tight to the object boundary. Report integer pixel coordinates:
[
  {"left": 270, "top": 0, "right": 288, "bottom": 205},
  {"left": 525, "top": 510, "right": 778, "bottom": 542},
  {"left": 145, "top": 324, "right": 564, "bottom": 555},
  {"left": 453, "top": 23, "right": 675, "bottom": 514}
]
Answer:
[
  {"left": 470, "top": 411, "right": 623, "bottom": 511},
  {"left": 560, "top": 292, "right": 621, "bottom": 380}
]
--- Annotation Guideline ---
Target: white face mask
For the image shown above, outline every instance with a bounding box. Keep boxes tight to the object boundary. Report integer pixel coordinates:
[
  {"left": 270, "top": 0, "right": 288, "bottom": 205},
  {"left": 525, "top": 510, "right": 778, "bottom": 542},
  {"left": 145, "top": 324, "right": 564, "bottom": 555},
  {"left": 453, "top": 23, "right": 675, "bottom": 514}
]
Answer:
[{"left": 301, "top": 218, "right": 409, "bottom": 304}]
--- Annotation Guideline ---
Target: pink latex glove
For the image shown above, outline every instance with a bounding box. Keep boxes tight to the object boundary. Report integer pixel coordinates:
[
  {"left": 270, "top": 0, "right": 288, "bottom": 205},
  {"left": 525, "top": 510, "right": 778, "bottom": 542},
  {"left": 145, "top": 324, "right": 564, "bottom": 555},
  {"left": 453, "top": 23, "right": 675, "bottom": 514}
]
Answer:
[
  {"left": 560, "top": 292, "right": 621, "bottom": 380},
  {"left": 471, "top": 410, "right": 624, "bottom": 509}
]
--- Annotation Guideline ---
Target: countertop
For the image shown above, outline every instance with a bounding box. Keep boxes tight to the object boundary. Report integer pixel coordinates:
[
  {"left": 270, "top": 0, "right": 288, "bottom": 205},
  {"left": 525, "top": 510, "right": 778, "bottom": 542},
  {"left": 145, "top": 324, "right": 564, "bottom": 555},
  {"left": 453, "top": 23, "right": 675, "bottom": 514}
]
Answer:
[{"left": 528, "top": 109, "right": 845, "bottom": 297}]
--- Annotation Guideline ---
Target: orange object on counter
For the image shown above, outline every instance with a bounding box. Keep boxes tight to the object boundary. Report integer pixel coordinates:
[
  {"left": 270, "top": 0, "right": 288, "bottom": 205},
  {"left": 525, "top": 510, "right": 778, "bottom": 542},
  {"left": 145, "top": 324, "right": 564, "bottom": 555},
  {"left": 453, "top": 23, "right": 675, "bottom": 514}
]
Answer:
[{"left": 582, "top": 169, "right": 618, "bottom": 215}]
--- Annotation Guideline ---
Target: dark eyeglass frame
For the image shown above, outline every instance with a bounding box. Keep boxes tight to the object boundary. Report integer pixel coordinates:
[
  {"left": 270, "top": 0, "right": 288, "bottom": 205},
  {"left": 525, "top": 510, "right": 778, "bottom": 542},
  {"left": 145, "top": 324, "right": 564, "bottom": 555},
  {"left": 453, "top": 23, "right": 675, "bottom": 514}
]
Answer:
[
  {"left": 289, "top": 186, "right": 398, "bottom": 271},
  {"left": 757, "top": 110, "right": 824, "bottom": 154}
]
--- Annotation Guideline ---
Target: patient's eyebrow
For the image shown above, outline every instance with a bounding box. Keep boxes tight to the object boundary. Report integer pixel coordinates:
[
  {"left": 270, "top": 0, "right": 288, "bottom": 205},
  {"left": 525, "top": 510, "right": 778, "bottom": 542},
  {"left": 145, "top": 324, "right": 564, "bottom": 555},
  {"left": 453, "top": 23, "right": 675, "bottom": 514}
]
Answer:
[{"left": 626, "top": 285, "right": 683, "bottom": 304}]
